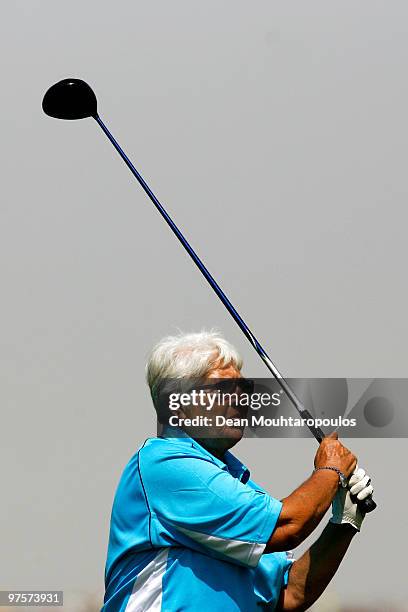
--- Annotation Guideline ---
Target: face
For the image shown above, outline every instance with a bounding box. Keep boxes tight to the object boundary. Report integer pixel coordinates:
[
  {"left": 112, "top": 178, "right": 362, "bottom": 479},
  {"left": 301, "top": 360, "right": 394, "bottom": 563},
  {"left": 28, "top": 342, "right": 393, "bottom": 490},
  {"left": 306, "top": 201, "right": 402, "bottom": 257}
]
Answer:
[{"left": 175, "top": 361, "right": 249, "bottom": 458}]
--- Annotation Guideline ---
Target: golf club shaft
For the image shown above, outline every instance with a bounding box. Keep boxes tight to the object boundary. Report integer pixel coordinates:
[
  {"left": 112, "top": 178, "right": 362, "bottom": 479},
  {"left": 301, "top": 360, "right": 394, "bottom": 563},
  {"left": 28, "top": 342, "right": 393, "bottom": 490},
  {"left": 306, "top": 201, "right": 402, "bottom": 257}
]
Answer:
[
  {"left": 94, "top": 116, "right": 321, "bottom": 435},
  {"left": 94, "top": 114, "right": 376, "bottom": 513}
]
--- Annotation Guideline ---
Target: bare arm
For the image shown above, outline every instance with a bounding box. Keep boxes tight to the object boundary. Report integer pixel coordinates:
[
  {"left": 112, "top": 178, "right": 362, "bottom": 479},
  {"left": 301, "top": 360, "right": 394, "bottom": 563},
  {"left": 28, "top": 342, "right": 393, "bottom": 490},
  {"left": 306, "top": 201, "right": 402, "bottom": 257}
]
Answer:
[
  {"left": 279, "top": 522, "right": 356, "bottom": 611},
  {"left": 266, "top": 433, "right": 357, "bottom": 552},
  {"left": 265, "top": 469, "right": 339, "bottom": 552}
]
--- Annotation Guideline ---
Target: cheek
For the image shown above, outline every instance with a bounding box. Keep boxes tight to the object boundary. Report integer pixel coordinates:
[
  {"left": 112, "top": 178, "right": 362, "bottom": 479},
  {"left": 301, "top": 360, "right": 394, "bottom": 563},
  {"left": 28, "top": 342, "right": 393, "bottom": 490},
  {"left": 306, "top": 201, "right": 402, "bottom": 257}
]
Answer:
[
  {"left": 210, "top": 404, "right": 229, "bottom": 417},
  {"left": 189, "top": 405, "right": 205, "bottom": 417}
]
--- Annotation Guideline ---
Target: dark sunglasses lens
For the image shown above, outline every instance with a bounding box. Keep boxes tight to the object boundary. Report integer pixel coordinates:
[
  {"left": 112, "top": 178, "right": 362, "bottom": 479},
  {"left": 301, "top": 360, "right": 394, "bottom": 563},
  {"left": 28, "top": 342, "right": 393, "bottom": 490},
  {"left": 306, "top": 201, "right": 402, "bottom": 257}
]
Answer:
[
  {"left": 198, "top": 378, "right": 254, "bottom": 395},
  {"left": 218, "top": 379, "right": 236, "bottom": 393},
  {"left": 219, "top": 378, "right": 254, "bottom": 394},
  {"left": 239, "top": 379, "right": 254, "bottom": 394}
]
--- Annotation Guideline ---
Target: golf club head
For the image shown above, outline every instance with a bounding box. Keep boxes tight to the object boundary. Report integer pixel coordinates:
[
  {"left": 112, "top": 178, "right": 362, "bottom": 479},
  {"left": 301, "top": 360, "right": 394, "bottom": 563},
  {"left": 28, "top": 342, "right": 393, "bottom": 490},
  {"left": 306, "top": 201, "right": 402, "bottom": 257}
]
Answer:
[{"left": 42, "top": 78, "right": 98, "bottom": 120}]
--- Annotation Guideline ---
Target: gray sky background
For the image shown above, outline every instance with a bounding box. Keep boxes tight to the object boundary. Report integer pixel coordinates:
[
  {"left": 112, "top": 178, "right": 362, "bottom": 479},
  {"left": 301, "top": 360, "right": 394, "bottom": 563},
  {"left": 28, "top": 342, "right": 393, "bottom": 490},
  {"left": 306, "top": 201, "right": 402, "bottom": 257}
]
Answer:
[{"left": 1, "top": 1, "right": 407, "bottom": 609}]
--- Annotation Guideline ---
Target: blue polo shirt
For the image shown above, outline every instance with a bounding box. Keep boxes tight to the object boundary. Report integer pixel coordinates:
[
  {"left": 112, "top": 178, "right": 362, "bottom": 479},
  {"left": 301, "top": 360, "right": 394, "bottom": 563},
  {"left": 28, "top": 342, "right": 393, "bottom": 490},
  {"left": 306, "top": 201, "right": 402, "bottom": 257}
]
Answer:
[{"left": 103, "top": 430, "right": 293, "bottom": 611}]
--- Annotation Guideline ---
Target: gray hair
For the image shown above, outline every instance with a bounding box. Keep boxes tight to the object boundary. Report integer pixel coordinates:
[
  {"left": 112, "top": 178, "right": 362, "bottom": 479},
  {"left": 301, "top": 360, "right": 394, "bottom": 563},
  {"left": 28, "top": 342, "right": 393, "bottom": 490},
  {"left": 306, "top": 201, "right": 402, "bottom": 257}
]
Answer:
[{"left": 146, "top": 330, "right": 243, "bottom": 405}]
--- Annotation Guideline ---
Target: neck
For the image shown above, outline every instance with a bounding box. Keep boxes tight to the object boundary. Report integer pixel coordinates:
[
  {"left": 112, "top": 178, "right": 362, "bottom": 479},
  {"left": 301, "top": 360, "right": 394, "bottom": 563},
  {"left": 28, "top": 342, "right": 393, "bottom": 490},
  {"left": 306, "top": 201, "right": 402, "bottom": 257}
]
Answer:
[{"left": 194, "top": 438, "right": 228, "bottom": 460}]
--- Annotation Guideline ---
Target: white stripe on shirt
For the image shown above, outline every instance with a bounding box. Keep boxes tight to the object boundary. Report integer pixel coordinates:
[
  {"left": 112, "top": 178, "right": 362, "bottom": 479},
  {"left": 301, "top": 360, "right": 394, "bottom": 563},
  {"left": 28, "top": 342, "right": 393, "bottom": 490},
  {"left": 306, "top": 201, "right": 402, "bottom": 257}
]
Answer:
[{"left": 125, "top": 548, "right": 169, "bottom": 612}]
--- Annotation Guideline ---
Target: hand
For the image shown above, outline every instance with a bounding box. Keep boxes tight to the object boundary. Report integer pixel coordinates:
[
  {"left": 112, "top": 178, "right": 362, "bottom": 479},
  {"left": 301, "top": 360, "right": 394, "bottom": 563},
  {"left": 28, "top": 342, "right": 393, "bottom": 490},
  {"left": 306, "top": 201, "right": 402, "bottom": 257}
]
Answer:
[
  {"left": 330, "top": 466, "right": 374, "bottom": 531},
  {"left": 314, "top": 432, "right": 357, "bottom": 479}
]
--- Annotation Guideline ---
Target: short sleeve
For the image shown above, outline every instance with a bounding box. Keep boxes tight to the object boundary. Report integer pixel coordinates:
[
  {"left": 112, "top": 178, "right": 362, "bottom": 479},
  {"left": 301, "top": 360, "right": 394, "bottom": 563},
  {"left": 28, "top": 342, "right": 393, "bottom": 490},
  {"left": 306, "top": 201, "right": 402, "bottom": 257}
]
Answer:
[
  {"left": 252, "top": 551, "right": 294, "bottom": 607},
  {"left": 140, "top": 444, "right": 282, "bottom": 568}
]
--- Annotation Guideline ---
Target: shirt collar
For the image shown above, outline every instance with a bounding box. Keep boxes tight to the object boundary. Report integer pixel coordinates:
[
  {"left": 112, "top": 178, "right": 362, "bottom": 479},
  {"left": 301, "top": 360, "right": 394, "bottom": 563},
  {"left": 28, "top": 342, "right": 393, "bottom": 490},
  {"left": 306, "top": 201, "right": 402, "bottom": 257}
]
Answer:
[{"left": 160, "top": 425, "right": 250, "bottom": 484}]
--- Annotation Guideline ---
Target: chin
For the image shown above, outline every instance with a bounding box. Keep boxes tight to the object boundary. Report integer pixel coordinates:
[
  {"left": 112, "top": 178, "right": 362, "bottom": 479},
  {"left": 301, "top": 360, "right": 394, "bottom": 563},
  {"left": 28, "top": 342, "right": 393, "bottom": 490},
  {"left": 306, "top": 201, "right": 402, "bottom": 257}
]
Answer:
[{"left": 222, "top": 427, "right": 245, "bottom": 447}]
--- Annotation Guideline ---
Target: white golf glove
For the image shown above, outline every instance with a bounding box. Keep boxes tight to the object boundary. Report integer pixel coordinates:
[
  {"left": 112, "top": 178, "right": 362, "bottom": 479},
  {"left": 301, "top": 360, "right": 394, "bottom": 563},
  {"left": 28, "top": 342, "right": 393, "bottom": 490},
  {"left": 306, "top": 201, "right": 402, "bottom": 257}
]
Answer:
[{"left": 330, "top": 467, "right": 374, "bottom": 531}]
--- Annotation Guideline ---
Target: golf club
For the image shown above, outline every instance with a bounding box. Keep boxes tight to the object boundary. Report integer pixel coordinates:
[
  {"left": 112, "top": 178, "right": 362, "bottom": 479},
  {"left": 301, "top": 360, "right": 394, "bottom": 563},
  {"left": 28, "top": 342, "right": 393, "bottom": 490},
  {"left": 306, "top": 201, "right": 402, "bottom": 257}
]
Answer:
[{"left": 42, "top": 78, "right": 376, "bottom": 513}]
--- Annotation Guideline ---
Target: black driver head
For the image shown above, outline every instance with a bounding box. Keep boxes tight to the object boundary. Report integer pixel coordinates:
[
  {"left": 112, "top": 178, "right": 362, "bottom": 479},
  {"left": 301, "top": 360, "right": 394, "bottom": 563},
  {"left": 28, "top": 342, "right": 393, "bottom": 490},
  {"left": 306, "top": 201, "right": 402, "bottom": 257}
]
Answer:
[{"left": 42, "top": 78, "right": 98, "bottom": 120}]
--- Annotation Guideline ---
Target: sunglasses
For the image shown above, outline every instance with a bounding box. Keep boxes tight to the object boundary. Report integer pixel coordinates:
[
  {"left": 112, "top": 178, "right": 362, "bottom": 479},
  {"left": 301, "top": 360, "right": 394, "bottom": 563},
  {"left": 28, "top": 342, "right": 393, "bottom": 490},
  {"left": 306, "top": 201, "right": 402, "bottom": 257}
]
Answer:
[{"left": 195, "top": 378, "right": 255, "bottom": 395}]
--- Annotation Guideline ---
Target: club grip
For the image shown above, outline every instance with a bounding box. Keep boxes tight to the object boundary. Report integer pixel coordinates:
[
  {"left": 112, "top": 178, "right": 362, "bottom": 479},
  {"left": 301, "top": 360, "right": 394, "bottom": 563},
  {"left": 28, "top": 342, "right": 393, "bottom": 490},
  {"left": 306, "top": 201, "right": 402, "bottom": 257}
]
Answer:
[{"left": 352, "top": 493, "right": 377, "bottom": 513}]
